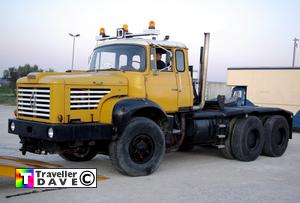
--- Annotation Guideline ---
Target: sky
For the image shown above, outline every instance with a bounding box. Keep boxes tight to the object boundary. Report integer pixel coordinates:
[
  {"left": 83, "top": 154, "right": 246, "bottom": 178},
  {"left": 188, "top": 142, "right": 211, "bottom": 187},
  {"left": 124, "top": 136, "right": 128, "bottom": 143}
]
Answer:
[{"left": 0, "top": 0, "right": 300, "bottom": 81}]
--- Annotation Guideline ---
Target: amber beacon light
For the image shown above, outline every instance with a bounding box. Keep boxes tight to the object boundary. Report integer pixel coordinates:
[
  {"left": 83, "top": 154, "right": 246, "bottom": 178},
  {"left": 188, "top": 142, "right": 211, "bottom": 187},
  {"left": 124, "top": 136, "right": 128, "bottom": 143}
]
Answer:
[
  {"left": 148, "top": 21, "right": 155, "bottom": 29},
  {"left": 99, "top": 27, "right": 106, "bottom": 36},
  {"left": 123, "top": 24, "right": 129, "bottom": 32}
]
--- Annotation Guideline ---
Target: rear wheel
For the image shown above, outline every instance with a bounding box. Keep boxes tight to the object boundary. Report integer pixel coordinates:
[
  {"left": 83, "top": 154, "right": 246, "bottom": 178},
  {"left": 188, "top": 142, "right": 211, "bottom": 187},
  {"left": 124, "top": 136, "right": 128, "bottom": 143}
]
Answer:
[
  {"left": 231, "top": 116, "right": 264, "bottom": 161},
  {"left": 109, "top": 117, "right": 165, "bottom": 176},
  {"left": 59, "top": 146, "right": 98, "bottom": 162},
  {"left": 263, "top": 115, "right": 289, "bottom": 157}
]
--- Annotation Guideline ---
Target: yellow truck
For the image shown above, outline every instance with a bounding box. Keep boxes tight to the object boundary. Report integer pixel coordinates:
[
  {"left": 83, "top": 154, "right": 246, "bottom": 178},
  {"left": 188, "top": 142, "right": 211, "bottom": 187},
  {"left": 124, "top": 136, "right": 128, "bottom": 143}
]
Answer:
[{"left": 8, "top": 22, "right": 293, "bottom": 176}]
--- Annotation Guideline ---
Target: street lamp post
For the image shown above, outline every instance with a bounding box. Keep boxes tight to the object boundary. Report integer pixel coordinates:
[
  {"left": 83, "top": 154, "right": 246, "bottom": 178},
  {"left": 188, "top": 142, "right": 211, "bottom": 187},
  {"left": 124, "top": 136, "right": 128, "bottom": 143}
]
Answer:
[
  {"left": 69, "top": 33, "right": 80, "bottom": 71},
  {"left": 292, "top": 37, "right": 299, "bottom": 68}
]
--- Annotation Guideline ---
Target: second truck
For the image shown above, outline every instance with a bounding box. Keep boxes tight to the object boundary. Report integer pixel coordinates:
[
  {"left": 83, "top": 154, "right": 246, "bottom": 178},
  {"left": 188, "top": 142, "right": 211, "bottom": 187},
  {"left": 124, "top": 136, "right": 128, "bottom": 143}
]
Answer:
[{"left": 8, "top": 22, "right": 293, "bottom": 176}]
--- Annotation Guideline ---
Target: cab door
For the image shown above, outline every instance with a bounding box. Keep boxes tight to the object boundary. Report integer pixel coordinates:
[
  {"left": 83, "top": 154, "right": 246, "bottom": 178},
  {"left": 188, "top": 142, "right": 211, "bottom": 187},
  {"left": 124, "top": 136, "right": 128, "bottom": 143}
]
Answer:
[
  {"left": 145, "top": 48, "right": 178, "bottom": 112},
  {"left": 174, "top": 49, "right": 193, "bottom": 110}
]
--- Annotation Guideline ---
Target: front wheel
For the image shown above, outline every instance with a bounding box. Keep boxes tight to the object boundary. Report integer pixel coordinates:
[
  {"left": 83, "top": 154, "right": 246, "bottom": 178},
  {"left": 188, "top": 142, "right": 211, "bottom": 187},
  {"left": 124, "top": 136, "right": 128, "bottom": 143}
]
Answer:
[{"left": 109, "top": 117, "right": 165, "bottom": 176}]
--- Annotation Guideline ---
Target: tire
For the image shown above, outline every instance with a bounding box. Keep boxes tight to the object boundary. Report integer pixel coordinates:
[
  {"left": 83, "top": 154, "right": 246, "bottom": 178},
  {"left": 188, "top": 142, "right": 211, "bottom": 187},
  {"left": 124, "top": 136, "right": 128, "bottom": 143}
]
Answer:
[
  {"left": 59, "top": 146, "right": 98, "bottom": 162},
  {"left": 231, "top": 116, "right": 264, "bottom": 161},
  {"left": 109, "top": 117, "right": 165, "bottom": 176},
  {"left": 263, "top": 115, "right": 289, "bottom": 157}
]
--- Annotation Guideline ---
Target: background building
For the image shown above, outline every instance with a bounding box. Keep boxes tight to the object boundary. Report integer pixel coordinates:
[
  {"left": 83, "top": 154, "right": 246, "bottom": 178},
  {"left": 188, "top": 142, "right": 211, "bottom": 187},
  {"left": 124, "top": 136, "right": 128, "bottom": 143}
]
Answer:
[
  {"left": 206, "top": 81, "right": 232, "bottom": 100},
  {"left": 227, "top": 67, "right": 300, "bottom": 131}
]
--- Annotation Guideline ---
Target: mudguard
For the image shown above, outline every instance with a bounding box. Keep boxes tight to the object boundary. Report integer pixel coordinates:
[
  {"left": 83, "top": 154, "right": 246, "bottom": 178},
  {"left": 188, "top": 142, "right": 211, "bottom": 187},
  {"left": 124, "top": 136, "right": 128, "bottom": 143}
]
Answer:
[{"left": 112, "top": 98, "right": 168, "bottom": 138}]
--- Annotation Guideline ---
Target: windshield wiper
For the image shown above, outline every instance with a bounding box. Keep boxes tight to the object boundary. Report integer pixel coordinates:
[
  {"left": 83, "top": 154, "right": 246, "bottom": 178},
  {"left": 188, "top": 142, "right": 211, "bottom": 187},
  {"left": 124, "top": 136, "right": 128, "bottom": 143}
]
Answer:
[
  {"left": 87, "top": 68, "right": 120, "bottom": 72},
  {"left": 96, "top": 68, "right": 120, "bottom": 71}
]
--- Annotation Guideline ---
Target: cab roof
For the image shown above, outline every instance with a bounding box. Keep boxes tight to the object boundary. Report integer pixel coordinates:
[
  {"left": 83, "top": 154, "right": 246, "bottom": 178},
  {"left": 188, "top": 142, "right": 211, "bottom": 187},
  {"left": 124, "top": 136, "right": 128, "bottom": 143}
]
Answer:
[{"left": 95, "top": 38, "right": 187, "bottom": 49}]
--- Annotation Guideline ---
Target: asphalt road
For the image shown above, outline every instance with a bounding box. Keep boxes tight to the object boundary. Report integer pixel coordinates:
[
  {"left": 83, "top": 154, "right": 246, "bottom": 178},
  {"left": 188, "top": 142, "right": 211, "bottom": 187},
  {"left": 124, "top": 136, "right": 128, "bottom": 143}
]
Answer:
[{"left": 0, "top": 105, "right": 300, "bottom": 203}]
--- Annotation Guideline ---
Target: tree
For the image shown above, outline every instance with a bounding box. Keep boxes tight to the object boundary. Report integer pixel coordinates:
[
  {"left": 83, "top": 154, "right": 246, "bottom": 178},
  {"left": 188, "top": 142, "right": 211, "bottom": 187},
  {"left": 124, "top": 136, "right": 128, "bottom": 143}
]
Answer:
[
  {"left": 3, "top": 69, "right": 9, "bottom": 79},
  {"left": 2, "top": 64, "right": 44, "bottom": 91}
]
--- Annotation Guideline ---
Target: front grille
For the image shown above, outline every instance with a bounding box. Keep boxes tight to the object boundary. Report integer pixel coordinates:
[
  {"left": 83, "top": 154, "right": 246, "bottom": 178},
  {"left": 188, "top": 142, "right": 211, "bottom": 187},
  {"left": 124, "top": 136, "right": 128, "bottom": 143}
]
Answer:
[
  {"left": 17, "top": 87, "right": 50, "bottom": 118},
  {"left": 70, "top": 88, "right": 110, "bottom": 110}
]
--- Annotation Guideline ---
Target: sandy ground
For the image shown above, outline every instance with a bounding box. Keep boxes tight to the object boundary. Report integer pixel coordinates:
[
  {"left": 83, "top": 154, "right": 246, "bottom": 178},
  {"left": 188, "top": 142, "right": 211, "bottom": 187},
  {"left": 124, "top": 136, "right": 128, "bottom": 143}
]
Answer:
[{"left": 0, "top": 105, "right": 300, "bottom": 203}]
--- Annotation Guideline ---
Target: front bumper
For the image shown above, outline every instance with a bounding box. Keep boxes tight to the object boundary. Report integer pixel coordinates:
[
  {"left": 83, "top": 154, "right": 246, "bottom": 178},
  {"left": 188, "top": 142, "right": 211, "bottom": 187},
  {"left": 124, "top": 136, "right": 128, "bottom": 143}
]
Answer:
[{"left": 8, "top": 119, "right": 113, "bottom": 142}]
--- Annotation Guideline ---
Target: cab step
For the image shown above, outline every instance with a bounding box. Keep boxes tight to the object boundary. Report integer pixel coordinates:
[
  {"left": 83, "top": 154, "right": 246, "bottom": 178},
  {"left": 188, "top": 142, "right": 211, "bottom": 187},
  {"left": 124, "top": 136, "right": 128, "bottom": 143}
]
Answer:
[
  {"left": 217, "top": 134, "right": 226, "bottom": 138},
  {"left": 216, "top": 144, "right": 225, "bottom": 149},
  {"left": 172, "top": 129, "right": 181, "bottom": 134}
]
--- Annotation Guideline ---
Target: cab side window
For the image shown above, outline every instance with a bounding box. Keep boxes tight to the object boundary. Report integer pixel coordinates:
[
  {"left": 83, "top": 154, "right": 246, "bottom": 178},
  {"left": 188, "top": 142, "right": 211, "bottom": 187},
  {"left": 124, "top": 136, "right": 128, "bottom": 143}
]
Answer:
[
  {"left": 176, "top": 50, "right": 185, "bottom": 72},
  {"left": 156, "top": 48, "right": 172, "bottom": 71}
]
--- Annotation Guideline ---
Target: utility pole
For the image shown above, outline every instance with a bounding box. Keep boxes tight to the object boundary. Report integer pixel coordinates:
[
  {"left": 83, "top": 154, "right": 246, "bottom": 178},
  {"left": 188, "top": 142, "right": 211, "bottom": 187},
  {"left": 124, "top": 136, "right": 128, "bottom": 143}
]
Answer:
[
  {"left": 292, "top": 38, "right": 299, "bottom": 67},
  {"left": 69, "top": 33, "right": 80, "bottom": 71}
]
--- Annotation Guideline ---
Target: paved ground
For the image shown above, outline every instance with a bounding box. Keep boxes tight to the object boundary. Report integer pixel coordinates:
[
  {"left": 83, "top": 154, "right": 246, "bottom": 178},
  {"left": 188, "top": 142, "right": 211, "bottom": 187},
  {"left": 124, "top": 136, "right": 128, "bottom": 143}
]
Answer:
[{"left": 0, "top": 105, "right": 300, "bottom": 203}]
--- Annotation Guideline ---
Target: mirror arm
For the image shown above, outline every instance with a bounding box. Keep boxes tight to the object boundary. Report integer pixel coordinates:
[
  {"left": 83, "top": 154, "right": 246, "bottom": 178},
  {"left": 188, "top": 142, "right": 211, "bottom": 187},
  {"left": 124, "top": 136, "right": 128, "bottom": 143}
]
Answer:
[
  {"left": 158, "top": 65, "right": 172, "bottom": 72},
  {"left": 148, "top": 42, "right": 173, "bottom": 57}
]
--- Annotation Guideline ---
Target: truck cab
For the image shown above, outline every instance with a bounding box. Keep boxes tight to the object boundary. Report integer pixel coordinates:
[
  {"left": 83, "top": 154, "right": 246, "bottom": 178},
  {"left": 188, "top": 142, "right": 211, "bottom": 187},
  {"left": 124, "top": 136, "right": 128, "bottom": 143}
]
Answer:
[{"left": 88, "top": 38, "right": 194, "bottom": 114}]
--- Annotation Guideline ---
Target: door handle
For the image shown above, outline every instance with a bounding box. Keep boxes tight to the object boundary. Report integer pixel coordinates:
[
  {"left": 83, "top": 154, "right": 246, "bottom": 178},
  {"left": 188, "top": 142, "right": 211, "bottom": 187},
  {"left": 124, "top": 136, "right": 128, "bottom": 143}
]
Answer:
[{"left": 172, "top": 88, "right": 182, "bottom": 92}]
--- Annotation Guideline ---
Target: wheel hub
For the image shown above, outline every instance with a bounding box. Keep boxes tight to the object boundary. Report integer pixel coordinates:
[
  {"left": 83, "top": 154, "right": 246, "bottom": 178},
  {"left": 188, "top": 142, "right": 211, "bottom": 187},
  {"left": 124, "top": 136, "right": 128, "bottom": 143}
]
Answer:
[
  {"left": 129, "top": 134, "right": 154, "bottom": 164},
  {"left": 274, "top": 127, "right": 285, "bottom": 146},
  {"left": 247, "top": 130, "right": 259, "bottom": 149}
]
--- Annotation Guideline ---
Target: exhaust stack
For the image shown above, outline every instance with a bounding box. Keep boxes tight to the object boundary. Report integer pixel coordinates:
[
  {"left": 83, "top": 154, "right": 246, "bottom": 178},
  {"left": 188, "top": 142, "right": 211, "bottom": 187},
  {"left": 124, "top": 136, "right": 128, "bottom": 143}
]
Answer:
[{"left": 198, "top": 33, "right": 210, "bottom": 109}]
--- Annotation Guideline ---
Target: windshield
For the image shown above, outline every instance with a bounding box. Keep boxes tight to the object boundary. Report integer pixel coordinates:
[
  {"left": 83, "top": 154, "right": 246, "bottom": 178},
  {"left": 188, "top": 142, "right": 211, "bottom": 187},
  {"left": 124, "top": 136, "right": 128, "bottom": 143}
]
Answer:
[{"left": 89, "top": 44, "right": 146, "bottom": 71}]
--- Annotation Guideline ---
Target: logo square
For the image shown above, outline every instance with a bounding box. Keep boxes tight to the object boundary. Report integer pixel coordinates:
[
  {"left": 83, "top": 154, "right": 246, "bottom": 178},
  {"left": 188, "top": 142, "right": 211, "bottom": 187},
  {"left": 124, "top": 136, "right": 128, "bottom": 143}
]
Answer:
[{"left": 16, "top": 169, "right": 34, "bottom": 188}]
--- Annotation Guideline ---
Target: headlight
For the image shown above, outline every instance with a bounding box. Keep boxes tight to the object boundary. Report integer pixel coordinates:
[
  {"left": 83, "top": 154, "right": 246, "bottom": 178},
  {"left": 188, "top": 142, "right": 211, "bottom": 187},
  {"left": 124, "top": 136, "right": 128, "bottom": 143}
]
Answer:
[
  {"left": 10, "top": 122, "right": 15, "bottom": 131},
  {"left": 48, "top": 127, "right": 54, "bottom": 138}
]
